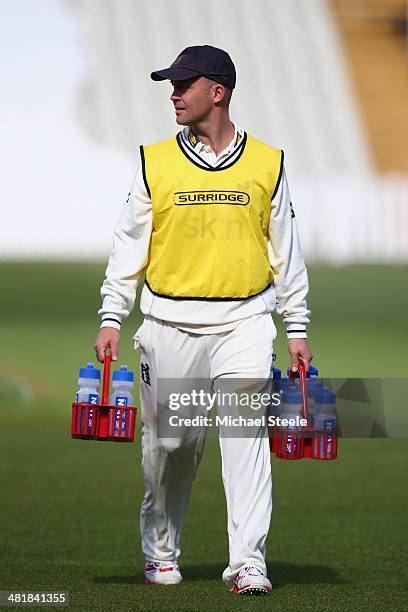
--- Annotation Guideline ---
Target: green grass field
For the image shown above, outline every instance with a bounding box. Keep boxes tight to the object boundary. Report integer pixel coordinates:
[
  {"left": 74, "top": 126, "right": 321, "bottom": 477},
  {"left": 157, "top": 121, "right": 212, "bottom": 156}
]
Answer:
[{"left": 0, "top": 263, "right": 407, "bottom": 611}]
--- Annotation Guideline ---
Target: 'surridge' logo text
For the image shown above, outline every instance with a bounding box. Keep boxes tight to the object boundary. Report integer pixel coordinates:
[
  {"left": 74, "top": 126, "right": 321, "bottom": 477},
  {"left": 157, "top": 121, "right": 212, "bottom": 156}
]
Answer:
[{"left": 174, "top": 191, "right": 250, "bottom": 206}]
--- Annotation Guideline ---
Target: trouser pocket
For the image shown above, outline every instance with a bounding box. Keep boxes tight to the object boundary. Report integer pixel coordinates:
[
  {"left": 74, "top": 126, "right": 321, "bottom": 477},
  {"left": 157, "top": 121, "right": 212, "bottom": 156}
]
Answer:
[{"left": 133, "top": 321, "right": 146, "bottom": 350}]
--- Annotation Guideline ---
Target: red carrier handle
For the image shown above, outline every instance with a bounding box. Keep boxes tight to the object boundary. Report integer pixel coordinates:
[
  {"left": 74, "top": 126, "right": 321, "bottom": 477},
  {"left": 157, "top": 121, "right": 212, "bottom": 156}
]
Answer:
[
  {"left": 101, "top": 349, "right": 112, "bottom": 406},
  {"left": 289, "top": 361, "right": 310, "bottom": 426}
]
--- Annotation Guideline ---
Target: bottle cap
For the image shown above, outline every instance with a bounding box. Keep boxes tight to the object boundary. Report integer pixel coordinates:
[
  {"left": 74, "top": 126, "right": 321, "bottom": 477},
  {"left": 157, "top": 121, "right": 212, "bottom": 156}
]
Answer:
[
  {"left": 307, "top": 380, "right": 323, "bottom": 396},
  {"left": 314, "top": 388, "right": 335, "bottom": 403},
  {"left": 320, "top": 390, "right": 336, "bottom": 405},
  {"left": 286, "top": 366, "right": 317, "bottom": 378},
  {"left": 281, "top": 383, "right": 299, "bottom": 395},
  {"left": 272, "top": 367, "right": 281, "bottom": 380},
  {"left": 112, "top": 365, "right": 134, "bottom": 382},
  {"left": 307, "top": 379, "right": 323, "bottom": 387},
  {"left": 79, "top": 363, "right": 100, "bottom": 379},
  {"left": 314, "top": 388, "right": 325, "bottom": 403},
  {"left": 282, "top": 390, "right": 302, "bottom": 404},
  {"left": 279, "top": 378, "right": 294, "bottom": 389},
  {"left": 307, "top": 386, "right": 319, "bottom": 398}
]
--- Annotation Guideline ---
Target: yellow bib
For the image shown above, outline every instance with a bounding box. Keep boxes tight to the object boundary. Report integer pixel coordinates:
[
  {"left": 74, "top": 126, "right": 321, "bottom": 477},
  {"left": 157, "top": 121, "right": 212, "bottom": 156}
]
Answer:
[{"left": 141, "top": 133, "right": 283, "bottom": 299}]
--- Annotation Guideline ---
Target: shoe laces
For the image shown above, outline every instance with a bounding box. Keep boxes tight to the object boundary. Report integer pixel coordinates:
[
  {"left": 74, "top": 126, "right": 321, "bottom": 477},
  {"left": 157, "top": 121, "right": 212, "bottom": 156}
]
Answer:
[
  {"left": 238, "top": 566, "right": 264, "bottom": 580},
  {"left": 146, "top": 561, "right": 178, "bottom": 571}
]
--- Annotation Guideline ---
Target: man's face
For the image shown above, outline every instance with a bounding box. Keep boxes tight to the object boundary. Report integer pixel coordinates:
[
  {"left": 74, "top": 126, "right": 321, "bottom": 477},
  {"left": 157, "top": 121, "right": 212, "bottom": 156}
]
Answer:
[{"left": 170, "top": 76, "right": 214, "bottom": 126}]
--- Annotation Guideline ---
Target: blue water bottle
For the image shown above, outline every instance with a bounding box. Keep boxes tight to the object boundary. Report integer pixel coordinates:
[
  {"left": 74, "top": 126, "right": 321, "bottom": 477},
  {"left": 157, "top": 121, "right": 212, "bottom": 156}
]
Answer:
[
  {"left": 313, "top": 390, "right": 337, "bottom": 459},
  {"left": 76, "top": 363, "right": 100, "bottom": 435},
  {"left": 110, "top": 366, "right": 134, "bottom": 435},
  {"left": 279, "top": 389, "right": 303, "bottom": 459},
  {"left": 76, "top": 363, "right": 100, "bottom": 404},
  {"left": 306, "top": 380, "right": 324, "bottom": 427},
  {"left": 268, "top": 366, "right": 282, "bottom": 418}
]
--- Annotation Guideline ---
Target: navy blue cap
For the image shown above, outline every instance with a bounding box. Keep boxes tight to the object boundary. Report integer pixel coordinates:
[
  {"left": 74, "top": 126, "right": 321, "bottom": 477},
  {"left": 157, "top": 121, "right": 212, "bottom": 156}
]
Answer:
[
  {"left": 151, "top": 45, "right": 236, "bottom": 89},
  {"left": 79, "top": 363, "right": 100, "bottom": 379},
  {"left": 112, "top": 365, "right": 134, "bottom": 383}
]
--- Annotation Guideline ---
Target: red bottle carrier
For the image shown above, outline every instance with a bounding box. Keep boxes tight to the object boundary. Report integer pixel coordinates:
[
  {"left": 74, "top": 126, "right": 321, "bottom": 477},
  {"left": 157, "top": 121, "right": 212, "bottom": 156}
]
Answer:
[
  {"left": 269, "top": 363, "right": 338, "bottom": 460},
  {"left": 71, "top": 352, "right": 137, "bottom": 443}
]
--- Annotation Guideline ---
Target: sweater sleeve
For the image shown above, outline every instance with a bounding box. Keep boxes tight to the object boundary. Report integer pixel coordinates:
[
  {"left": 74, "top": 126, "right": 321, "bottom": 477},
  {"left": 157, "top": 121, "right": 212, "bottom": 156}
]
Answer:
[
  {"left": 98, "top": 157, "right": 152, "bottom": 329},
  {"left": 268, "top": 162, "right": 311, "bottom": 339}
]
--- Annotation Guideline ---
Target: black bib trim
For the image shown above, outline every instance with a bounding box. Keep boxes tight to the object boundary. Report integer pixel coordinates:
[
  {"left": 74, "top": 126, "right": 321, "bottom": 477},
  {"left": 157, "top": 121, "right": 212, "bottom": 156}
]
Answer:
[
  {"left": 176, "top": 132, "right": 248, "bottom": 172},
  {"left": 139, "top": 145, "right": 151, "bottom": 198},
  {"left": 145, "top": 278, "right": 271, "bottom": 301},
  {"left": 270, "top": 150, "right": 284, "bottom": 201}
]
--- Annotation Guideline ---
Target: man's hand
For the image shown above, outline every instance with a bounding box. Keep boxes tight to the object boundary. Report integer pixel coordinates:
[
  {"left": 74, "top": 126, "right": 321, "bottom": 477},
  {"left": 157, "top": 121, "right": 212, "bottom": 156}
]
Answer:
[
  {"left": 288, "top": 338, "right": 313, "bottom": 373},
  {"left": 94, "top": 327, "right": 120, "bottom": 363}
]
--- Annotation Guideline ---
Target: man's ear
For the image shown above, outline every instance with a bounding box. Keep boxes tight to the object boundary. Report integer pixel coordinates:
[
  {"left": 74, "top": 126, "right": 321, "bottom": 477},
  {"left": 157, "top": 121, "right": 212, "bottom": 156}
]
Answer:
[{"left": 213, "top": 84, "right": 226, "bottom": 104}]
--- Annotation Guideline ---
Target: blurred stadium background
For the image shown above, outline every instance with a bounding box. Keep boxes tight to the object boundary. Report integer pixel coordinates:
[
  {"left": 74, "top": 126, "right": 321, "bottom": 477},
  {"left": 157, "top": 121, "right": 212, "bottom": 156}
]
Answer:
[
  {"left": 2, "top": 0, "right": 408, "bottom": 260},
  {"left": 0, "top": 1, "right": 407, "bottom": 610}
]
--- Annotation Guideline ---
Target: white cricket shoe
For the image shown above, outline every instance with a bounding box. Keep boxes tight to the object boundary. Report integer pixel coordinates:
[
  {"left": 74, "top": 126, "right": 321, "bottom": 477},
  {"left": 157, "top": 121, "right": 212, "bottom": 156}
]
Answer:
[
  {"left": 232, "top": 566, "right": 272, "bottom": 595},
  {"left": 144, "top": 560, "right": 183, "bottom": 585}
]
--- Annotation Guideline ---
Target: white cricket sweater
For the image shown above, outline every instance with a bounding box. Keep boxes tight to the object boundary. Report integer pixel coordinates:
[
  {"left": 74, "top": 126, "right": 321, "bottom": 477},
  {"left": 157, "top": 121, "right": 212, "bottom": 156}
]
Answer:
[{"left": 98, "top": 123, "right": 310, "bottom": 337}]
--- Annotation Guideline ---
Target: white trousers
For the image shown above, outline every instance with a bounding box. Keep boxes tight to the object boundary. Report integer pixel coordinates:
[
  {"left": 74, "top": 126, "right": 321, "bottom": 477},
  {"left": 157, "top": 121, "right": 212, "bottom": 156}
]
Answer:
[{"left": 134, "top": 313, "right": 276, "bottom": 586}]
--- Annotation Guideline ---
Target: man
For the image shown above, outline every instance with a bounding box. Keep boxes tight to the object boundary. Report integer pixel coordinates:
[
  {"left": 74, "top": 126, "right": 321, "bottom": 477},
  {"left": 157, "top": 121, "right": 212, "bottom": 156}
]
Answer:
[{"left": 94, "top": 45, "right": 312, "bottom": 596}]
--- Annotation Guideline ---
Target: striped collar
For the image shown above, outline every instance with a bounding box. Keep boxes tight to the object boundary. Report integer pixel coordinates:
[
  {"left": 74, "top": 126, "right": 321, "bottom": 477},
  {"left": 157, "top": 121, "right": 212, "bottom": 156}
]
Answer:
[{"left": 177, "top": 122, "right": 246, "bottom": 170}]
